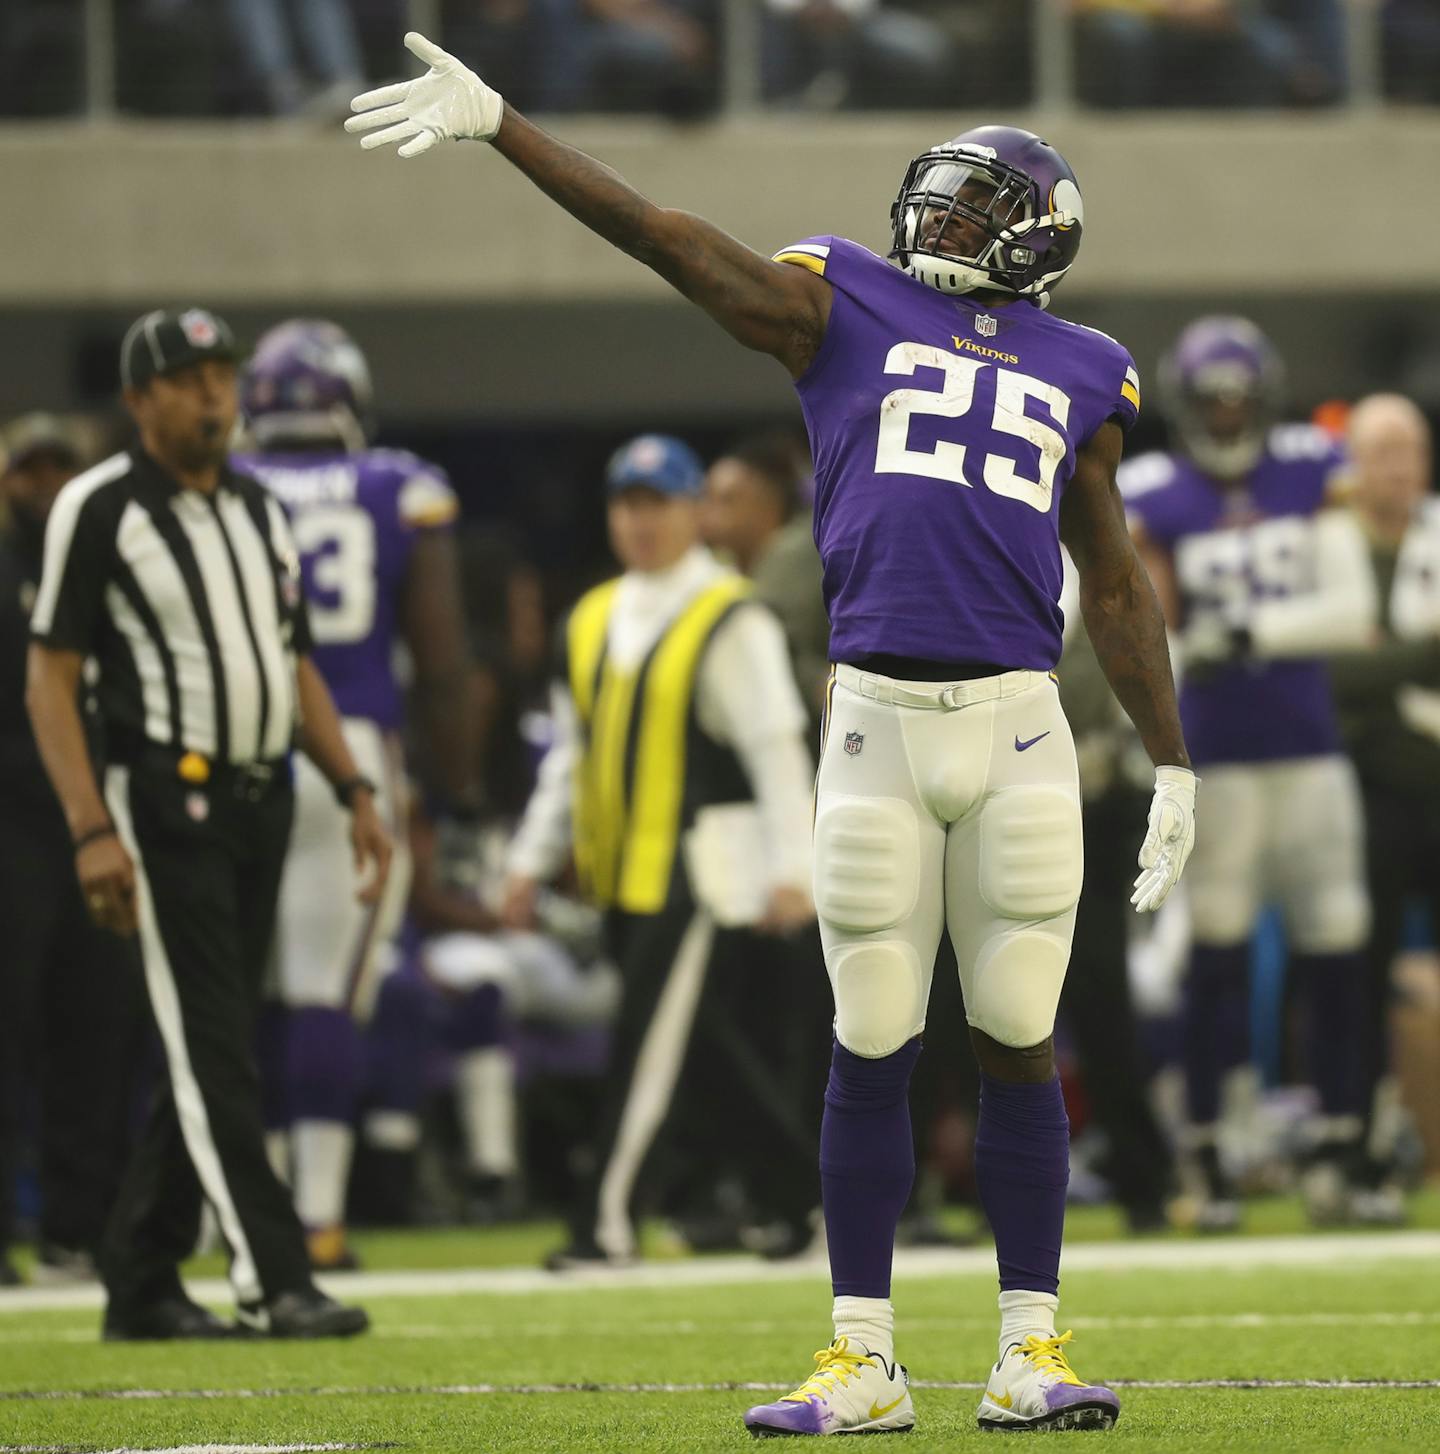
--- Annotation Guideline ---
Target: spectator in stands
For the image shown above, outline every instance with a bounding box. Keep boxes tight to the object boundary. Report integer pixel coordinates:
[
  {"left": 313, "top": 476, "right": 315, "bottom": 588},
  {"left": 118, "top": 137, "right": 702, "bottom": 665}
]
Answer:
[
  {"left": 1073, "top": 0, "right": 1345, "bottom": 109},
  {"left": 762, "top": 0, "right": 956, "bottom": 110},
  {"left": 528, "top": 0, "right": 717, "bottom": 115},
  {"left": 221, "top": 0, "right": 367, "bottom": 115},
  {"left": 701, "top": 431, "right": 829, "bottom": 721},
  {"left": 0, "top": 1, "right": 83, "bottom": 115},
  {"left": 1329, "top": 394, "right": 1440, "bottom": 1219},
  {"left": 1382, "top": 0, "right": 1440, "bottom": 103}
]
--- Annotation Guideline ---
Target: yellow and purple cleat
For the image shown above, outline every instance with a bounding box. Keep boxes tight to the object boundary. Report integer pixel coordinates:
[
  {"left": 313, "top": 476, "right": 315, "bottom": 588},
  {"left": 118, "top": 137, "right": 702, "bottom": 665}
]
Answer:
[
  {"left": 976, "top": 1331, "right": 1120, "bottom": 1432},
  {"left": 744, "top": 1336, "right": 915, "bottom": 1437}
]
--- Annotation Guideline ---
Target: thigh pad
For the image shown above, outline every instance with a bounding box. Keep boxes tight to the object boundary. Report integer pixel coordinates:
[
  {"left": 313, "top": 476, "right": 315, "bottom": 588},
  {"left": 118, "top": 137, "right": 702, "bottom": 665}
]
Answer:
[
  {"left": 813, "top": 794, "right": 920, "bottom": 935},
  {"left": 978, "top": 786, "right": 1083, "bottom": 921}
]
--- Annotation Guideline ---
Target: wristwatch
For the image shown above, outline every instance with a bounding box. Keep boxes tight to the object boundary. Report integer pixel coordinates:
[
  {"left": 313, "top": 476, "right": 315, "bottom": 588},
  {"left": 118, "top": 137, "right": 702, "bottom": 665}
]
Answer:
[{"left": 334, "top": 775, "right": 377, "bottom": 809}]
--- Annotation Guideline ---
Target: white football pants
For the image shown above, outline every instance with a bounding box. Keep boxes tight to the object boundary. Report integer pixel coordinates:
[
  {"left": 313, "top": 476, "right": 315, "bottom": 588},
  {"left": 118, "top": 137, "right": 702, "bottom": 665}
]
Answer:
[
  {"left": 1184, "top": 754, "right": 1369, "bottom": 953},
  {"left": 815, "top": 665, "right": 1084, "bottom": 1057},
  {"left": 270, "top": 718, "right": 411, "bottom": 1018}
]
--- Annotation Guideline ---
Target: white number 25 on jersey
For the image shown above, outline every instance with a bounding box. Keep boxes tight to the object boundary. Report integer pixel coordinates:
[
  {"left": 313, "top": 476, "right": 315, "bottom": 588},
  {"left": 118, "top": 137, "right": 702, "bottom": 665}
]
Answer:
[{"left": 874, "top": 342, "right": 1072, "bottom": 512}]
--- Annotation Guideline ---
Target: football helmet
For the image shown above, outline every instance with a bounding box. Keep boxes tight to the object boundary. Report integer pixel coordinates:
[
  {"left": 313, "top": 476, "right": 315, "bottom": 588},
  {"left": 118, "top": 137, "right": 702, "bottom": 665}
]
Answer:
[
  {"left": 1160, "top": 316, "right": 1284, "bottom": 480},
  {"left": 241, "top": 319, "right": 373, "bottom": 452},
  {"left": 889, "top": 125, "right": 1083, "bottom": 308}
]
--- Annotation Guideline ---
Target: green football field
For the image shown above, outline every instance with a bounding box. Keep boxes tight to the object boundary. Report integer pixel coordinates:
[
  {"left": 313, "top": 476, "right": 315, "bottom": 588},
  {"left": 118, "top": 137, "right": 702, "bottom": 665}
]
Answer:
[{"left": 4, "top": 1196, "right": 1439, "bottom": 1453}]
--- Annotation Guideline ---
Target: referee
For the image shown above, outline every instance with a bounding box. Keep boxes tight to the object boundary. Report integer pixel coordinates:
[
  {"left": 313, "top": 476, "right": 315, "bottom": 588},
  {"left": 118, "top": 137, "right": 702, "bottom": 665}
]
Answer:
[{"left": 26, "top": 308, "right": 390, "bottom": 1340}]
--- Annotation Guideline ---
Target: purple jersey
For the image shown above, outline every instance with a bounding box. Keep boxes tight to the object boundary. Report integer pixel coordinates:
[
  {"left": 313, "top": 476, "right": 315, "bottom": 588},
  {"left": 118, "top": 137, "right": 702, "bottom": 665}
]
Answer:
[
  {"left": 773, "top": 236, "right": 1140, "bottom": 670},
  {"left": 1120, "top": 425, "right": 1343, "bottom": 766},
  {"left": 232, "top": 447, "right": 458, "bottom": 727}
]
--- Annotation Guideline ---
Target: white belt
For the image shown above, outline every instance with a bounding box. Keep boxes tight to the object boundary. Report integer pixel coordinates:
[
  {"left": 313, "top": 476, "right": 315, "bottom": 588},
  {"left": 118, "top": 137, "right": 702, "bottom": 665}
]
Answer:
[{"left": 834, "top": 663, "right": 1052, "bottom": 712}]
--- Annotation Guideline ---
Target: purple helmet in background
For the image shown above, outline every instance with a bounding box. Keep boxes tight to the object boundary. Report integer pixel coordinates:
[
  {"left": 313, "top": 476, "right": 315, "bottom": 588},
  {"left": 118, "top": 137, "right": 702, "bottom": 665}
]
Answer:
[
  {"left": 241, "top": 319, "right": 373, "bottom": 453},
  {"left": 1160, "top": 316, "right": 1285, "bottom": 480},
  {"left": 889, "top": 125, "right": 1084, "bottom": 309}
]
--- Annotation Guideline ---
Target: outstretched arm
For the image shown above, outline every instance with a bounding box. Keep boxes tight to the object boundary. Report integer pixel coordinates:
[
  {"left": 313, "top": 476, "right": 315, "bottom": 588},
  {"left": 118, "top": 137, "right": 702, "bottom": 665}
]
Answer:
[
  {"left": 347, "top": 33, "right": 831, "bottom": 377},
  {"left": 1060, "top": 422, "right": 1196, "bottom": 912}
]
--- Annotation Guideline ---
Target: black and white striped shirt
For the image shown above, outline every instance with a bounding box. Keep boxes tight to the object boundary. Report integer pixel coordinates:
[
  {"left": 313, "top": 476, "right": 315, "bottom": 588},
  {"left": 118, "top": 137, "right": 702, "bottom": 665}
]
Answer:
[{"left": 30, "top": 448, "right": 312, "bottom": 765}]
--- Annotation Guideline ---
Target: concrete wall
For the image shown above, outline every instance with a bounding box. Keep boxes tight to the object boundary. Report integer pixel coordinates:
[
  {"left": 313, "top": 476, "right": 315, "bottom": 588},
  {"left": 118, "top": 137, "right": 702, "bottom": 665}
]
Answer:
[
  {"left": 3, "top": 114, "right": 1438, "bottom": 421},
  {"left": 4, "top": 112, "right": 1440, "bottom": 304}
]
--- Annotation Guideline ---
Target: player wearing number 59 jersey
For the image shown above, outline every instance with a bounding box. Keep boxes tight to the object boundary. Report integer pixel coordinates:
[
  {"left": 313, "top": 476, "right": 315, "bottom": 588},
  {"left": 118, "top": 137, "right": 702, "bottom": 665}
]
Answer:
[
  {"left": 234, "top": 320, "right": 476, "bottom": 1271},
  {"left": 348, "top": 38, "right": 1197, "bottom": 1433},
  {"left": 1122, "top": 317, "right": 1376, "bottom": 1230}
]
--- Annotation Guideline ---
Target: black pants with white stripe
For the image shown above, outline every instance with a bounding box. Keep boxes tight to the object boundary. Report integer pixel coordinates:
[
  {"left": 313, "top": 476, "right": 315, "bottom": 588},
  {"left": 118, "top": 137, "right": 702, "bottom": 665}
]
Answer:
[
  {"left": 570, "top": 870, "right": 820, "bottom": 1258},
  {"left": 103, "top": 754, "right": 312, "bottom": 1314}
]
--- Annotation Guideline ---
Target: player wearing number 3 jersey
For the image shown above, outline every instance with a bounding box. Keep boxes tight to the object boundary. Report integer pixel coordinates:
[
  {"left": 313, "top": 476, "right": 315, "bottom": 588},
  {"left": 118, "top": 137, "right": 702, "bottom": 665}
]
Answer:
[
  {"left": 347, "top": 33, "right": 1197, "bottom": 1435},
  {"left": 233, "top": 320, "right": 477, "bottom": 1273}
]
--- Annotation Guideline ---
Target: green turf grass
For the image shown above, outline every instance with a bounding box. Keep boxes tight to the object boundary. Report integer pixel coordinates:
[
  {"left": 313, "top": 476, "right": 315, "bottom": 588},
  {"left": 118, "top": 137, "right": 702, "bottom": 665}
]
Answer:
[{"left": 3, "top": 1238, "right": 1437, "bottom": 1451}]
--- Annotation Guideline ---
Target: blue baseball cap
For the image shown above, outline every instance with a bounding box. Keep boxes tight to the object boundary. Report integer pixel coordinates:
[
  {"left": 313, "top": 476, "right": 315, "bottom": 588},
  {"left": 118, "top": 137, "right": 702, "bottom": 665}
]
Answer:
[{"left": 605, "top": 434, "right": 704, "bottom": 498}]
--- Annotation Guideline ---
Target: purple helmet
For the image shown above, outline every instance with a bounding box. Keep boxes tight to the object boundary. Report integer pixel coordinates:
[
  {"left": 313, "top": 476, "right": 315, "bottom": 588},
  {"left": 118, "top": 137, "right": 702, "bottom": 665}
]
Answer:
[
  {"left": 1160, "top": 316, "right": 1284, "bottom": 480},
  {"left": 241, "top": 319, "right": 373, "bottom": 452},
  {"left": 889, "top": 125, "right": 1084, "bottom": 309}
]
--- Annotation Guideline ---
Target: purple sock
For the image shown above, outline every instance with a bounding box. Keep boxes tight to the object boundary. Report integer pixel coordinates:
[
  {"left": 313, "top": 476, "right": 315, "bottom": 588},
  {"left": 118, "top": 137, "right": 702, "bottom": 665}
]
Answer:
[
  {"left": 1296, "top": 951, "right": 1367, "bottom": 1118},
  {"left": 286, "top": 1005, "right": 363, "bottom": 1123},
  {"left": 446, "top": 983, "right": 507, "bottom": 1053},
  {"left": 821, "top": 1037, "right": 920, "bottom": 1299},
  {"left": 1184, "top": 943, "right": 1251, "bottom": 1125},
  {"left": 975, "top": 1073, "right": 1069, "bottom": 1295},
  {"left": 365, "top": 968, "right": 434, "bottom": 1116}
]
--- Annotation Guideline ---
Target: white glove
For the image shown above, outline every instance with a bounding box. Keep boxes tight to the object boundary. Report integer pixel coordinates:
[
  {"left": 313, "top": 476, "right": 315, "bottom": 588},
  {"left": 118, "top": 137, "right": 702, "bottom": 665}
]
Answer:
[
  {"left": 345, "top": 32, "right": 503, "bottom": 158},
  {"left": 1131, "top": 765, "right": 1197, "bottom": 913}
]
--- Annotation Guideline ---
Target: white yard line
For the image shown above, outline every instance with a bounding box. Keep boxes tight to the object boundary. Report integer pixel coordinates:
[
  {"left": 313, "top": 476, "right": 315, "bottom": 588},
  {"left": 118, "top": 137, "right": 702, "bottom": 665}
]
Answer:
[
  {"left": 3, "top": 1230, "right": 1439, "bottom": 1315},
  {"left": 0, "top": 1445, "right": 378, "bottom": 1452},
  {"left": 5, "top": 1307, "right": 1440, "bottom": 1345},
  {"left": 4, "top": 1378, "right": 1440, "bottom": 1405}
]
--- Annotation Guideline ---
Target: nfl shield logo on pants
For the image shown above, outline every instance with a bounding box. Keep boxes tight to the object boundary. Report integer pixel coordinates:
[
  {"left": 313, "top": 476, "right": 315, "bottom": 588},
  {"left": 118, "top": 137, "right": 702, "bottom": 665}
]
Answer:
[
  {"left": 976, "top": 314, "right": 998, "bottom": 338},
  {"left": 843, "top": 731, "right": 864, "bottom": 757}
]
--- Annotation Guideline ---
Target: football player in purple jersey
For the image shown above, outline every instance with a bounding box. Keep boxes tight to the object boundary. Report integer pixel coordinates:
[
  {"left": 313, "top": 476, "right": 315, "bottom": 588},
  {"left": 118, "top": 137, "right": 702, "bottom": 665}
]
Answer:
[
  {"left": 234, "top": 320, "right": 477, "bottom": 1271},
  {"left": 347, "top": 35, "right": 1198, "bottom": 1435},
  {"left": 1122, "top": 318, "right": 1377, "bottom": 1230}
]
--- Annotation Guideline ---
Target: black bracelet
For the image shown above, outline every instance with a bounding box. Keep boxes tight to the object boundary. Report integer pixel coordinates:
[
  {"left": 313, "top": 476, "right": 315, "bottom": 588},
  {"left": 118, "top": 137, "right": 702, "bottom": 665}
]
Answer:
[
  {"left": 73, "top": 823, "right": 117, "bottom": 853},
  {"left": 334, "top": 775, "right": 377, "bottom": 810}
]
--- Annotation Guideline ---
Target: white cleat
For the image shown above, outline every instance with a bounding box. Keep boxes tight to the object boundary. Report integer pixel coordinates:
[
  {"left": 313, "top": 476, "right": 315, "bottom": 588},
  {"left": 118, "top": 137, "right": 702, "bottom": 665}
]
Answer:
[
  {"left": 744, "top": 1336, "right": 915, "bottom": 1437},
  {"left": 977, "top": 1331, "right": 1120, "bottom": 1433}
]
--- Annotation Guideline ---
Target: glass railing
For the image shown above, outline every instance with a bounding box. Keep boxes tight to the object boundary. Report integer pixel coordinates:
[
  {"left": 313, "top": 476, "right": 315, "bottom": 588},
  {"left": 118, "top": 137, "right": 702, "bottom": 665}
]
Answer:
[{"left": 1, "top": 0, "right": 1431, "bottom": 121}]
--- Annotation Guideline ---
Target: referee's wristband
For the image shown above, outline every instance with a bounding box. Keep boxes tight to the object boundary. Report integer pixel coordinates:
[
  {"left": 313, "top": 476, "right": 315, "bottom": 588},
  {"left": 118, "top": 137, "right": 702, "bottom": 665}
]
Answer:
[
  {"left": 334, "top": 775, "right": 377, "bottom": 810},
  {"left": 73, "top": 823, "right": 117, "bottom": 853}
]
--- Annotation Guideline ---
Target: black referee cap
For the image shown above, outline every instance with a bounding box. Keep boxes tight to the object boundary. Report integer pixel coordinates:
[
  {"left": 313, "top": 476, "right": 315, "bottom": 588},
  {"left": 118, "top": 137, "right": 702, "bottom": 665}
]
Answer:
[{"left": 120, "top": 307, "right": 241, "bottom": 391}]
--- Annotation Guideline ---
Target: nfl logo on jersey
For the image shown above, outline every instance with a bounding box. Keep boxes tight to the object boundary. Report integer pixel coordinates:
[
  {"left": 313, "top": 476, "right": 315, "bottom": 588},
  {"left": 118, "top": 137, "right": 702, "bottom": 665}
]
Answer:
[
  {"left": 843, "top": 731, "right": 864, "bottom": 756},
  {"left": 975, "top": 314, "right": 998, "bottom": 338}
]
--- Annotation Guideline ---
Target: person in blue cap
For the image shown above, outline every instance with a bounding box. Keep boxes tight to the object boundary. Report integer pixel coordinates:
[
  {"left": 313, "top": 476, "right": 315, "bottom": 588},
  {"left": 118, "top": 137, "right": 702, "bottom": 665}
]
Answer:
[{"left": 502, "top": 433, "right": 821, "bottom": 1267}]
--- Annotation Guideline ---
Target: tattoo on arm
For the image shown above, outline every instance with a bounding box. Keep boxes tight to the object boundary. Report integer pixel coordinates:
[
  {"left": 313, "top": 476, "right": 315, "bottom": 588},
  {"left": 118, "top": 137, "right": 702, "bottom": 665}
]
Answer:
[
  {"left": 1060, "top": 424, "right": 1191, "bottom": 770},
  {"left": 492, "top": 110, "right": 829, "bottom": 374}
]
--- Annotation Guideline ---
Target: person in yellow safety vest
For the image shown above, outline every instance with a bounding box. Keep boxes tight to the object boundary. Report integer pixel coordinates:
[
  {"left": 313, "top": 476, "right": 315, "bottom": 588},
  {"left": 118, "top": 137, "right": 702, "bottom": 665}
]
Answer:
[{"left": 501, "top": 433, "right": 819, "bottom": 1267}]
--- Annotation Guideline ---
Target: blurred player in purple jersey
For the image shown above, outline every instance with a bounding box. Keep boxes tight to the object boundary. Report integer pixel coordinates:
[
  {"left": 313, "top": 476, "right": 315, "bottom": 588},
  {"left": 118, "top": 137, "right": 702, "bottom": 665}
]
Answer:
[
  {"left": 348, "top": 37, "right": 1199, "bottom": 1435},
  {"left": 1122, "top": 318, "right": 1376, "bottom": 1230},
  {"left": 235, "top": 320, "right": 477, "bottom": 1270}
]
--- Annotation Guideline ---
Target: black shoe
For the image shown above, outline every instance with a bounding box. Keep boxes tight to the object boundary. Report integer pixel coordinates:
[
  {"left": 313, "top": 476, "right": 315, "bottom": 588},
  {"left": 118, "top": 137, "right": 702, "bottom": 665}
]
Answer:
[
  {"left": 543, "top": 1241, "right": 634, "bottom": 1272},
  {"left": 1124, "top": 1199, "right": 1172, "bottom": 1236},
  {"left": 102, "top": 1296, "right": 238, "bottom": 1341},
  {"left": 240, "top": 1288, "right": 370, "bottom": 1338},
  {"left": 35, "top": 1241, "right": 100, "bottom": 1284}
]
